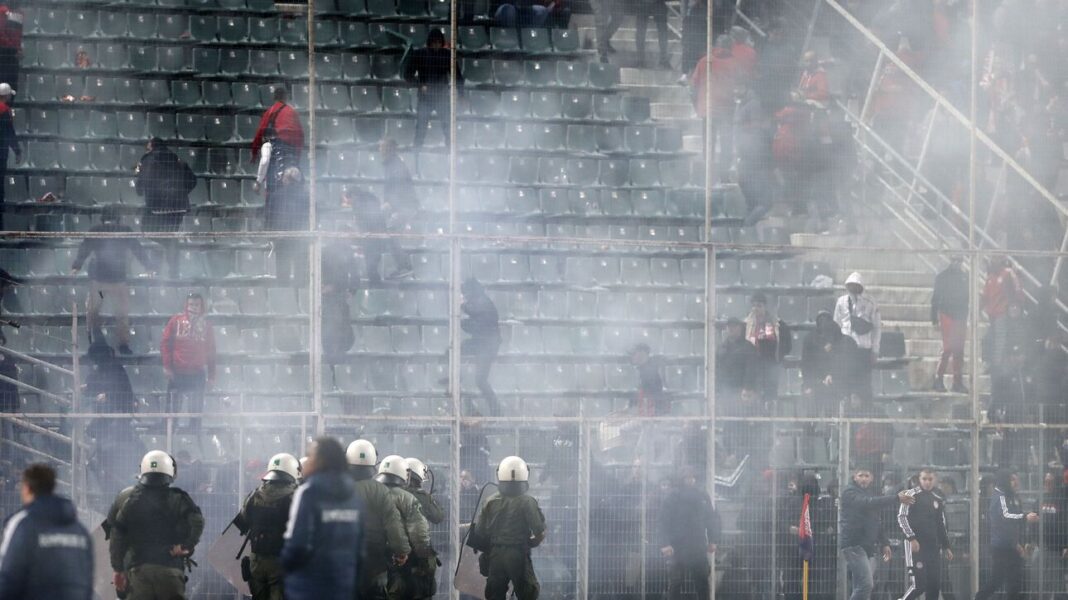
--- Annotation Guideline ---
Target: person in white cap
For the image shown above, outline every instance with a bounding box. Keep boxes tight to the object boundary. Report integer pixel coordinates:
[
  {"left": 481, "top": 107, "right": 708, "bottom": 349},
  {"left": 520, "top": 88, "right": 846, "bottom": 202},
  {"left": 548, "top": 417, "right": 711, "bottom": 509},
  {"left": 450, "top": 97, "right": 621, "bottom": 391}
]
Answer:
[
  {"left": 833, "top": 272, "right": 882, "bottom": 397},
  {"left": 0, "top": 80, "right": 19, "bottom": 230}
]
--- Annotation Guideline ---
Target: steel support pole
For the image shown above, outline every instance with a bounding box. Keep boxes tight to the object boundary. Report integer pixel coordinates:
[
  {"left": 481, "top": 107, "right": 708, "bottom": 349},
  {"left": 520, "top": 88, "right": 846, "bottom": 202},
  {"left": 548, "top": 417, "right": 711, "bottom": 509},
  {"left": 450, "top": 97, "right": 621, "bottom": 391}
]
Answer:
[{"left": 967, "top": 2, "right": 981, "bottom": 596}]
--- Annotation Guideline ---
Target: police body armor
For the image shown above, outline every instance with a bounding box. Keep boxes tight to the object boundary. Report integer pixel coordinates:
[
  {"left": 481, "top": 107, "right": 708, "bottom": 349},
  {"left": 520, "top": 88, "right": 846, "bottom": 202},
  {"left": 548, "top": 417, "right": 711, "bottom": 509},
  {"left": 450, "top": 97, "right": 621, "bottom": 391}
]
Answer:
[
  {"left": 241, "top": 489, "right": 291, "bottom": 557},
  {"left": 114, "top": 485, "right": 195, "bottom": 569}
]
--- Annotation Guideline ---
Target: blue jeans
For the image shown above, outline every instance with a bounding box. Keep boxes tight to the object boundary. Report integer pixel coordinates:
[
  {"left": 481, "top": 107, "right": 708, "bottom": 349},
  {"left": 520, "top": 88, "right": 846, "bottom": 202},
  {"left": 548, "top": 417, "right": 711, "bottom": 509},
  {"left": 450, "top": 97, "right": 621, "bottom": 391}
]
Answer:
[
  {"left": 842, "top": 545, "right": 876, "bottom": 600},
  {"left": 493, "top": 4, "right": 548, "bottom": 28}
]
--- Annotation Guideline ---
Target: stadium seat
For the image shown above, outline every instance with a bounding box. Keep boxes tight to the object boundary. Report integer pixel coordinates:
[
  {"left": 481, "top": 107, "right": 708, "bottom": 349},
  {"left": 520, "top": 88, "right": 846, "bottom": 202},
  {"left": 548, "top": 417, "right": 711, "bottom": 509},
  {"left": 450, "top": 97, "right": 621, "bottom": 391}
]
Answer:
[
  {"left": 141, "top": 80, "right": 169, "bottom": 105},
  {"left": 158, "top": 47, "right": 187, "bottom": 72},
  {"left": 490, "top": 27, "right": 520, "bottom": 51},
  {"left": 777, "top": 295, "right": 806, "bottom": 324},
  {"left": 210, "top": 179, "right": 241, "bottom": 205},
  {"left": 85, "top": 77, "right": 117, "bottom": 104},
  {"left": 505, "top": 123, "right": 535, "bottom": 150},
  {"left": 158, "top": 15, "right": 189, "bottom": 40},
  {"left": 600, "top": 159, "right": 629, "bottom": 187},
  {"left": 594, "top": 94, "right": 622, "bottom": 120},
  {"left": 521, "top": 29, "right": 552, "bottom": 53},
  {"left": 249, "top": 50, "right": 278, "bottom": 76},
  {"left": 623, "top": 96, "right": 650, "bottom": 122},
  {"left": 534, "top": 123, "right": 566, "bottom": 150},
  {"left": 462, "top": 58, "right": 492, "bottom": 84},
  {"left": 561, "top": 91, "right": 592, "bottom": 119},
  {"left": 741, "top": 259, "right": 771, "bottom": 287},
  {"left": 493, "top": 60, "right": 524, "bottom": 85},
  {"left": 371, "top": 54, "right": 400, "bottom": 79},
  {"left": 99, "top": 12, "right": 127, "bottom": 37},
  {"left": 625, "top": 125, "right": 655, "bottom": 154},
  {"left": 89, "top": 144, "right": 121, "bottom": 171},
  {"left": 716, "top": 260, "right": 742, "bottom": 286},
  {"left": 340, "top": 22, "right": 371, "bottom": 46},
  {"left": 97, "top": 43, "right": 128, "bottom": 71},
  {"left": 176, "top": 114, "right": 206, "bottom": 141},
  {"left": 279, "top": 50, "right": 309, "bottom": 79},
  {"left": 588, "top": 63, "right": 619, "bottom": 88},
  {"left": 171, "top": 81, "right": 201, "bottom": 106},
  {"left": 595, "top": 125, "right": 624, "bottom": 153}
]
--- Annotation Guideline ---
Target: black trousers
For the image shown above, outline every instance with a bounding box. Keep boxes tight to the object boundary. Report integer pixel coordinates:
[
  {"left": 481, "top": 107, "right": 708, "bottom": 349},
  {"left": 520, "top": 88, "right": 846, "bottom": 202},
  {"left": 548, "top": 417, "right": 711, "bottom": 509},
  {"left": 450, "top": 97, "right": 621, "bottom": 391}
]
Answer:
[
  {"left": 635, "top": 0, "right": 668, "bottom": 64},
  {"left": 167, "top": 370, "right": 206, "bottom": 435},
  {"left": 975, "top": 545, "right": 1024, "bottom": 600},
  {"left": 901, "top": 543, "right": 942, "bottom": 600},
  {"left": 446, "top": 338, "right": 500, "bottom": 416},
  {"left": 414, "top": 90, "right": 451, "bottom": 148},
  {"left": 667, "top": 553, "right": 710, "bottom": 600}
]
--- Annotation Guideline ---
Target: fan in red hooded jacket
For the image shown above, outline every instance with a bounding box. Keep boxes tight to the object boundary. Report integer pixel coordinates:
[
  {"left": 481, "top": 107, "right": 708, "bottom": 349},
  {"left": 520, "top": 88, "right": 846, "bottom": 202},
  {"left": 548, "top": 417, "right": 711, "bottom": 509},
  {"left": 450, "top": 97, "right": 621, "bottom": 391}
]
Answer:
[
  {"left": 0, "top": 2, "right": 23, "bottom": 92},
  {"left": 161, "top": 293, "right": 216, "bottom": 435},
  {"left": 251, "top": 86, "right": 304, "bottom": 161}
]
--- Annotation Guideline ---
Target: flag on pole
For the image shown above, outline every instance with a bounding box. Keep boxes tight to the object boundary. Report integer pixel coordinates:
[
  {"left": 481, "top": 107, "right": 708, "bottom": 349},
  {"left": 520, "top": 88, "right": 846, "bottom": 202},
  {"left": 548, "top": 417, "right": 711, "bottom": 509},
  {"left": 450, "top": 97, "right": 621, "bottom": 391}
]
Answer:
[{"left": 798, "top": 492, "right": 814, "bottom": 562}]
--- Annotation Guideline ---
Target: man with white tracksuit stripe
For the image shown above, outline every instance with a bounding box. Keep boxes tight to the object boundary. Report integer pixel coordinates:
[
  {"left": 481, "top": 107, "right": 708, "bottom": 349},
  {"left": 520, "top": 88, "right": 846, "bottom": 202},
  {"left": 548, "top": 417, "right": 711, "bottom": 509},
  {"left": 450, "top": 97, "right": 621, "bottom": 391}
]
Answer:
[{"left": 897, "top": 468, "right": 954, "bottom": 600}]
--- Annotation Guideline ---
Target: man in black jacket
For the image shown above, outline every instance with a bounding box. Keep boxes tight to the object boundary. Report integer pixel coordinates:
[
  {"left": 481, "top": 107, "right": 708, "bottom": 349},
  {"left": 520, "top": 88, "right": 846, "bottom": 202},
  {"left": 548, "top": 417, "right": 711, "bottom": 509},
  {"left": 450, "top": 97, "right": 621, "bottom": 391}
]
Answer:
[
  {"left": 405, "top": 28, "right": 461, "bottom": 149},
  {"left": 715, "top": 317, "right": 759, "bottom": 399},
  {"left": 801, "top": 311, "right": 858, "bottom": 420},
  {"left": 0, "top": 82, "right": 20, "bottom": 230},
  {"left": 84, "top": 337, "right": 143, "bottom": 495},
  {"left": 442, "top": 278, "right": 501, "bottom": 416},
  {"left": 135, "top": 138, "right": 197, "bottom": 280},
  {"left": 0, "top": 464, "right": 93, "bottom": 600},
  {"left": 931, "top": 256, "right": 969, "bottom": 392},
  {"left": 897, "top": 468, "right": 954, "bottom": 600},
  {"left": 660, "top": 468, "right": 721, "bottom": 600},
  {"left": 70, "top": 205, "right": 153, "bottom": 354},
  {"left": 840, "top": 466, "right": 913, "bottom": 600}
]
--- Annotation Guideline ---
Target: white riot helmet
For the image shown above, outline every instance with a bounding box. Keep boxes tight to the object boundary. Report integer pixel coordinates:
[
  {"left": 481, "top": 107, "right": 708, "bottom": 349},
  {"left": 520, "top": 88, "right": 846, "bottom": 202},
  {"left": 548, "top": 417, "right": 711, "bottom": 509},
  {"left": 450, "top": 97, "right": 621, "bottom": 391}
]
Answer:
[
  {"left": 375, "top": 455, "right": 409, "bottom": 487},
  {"left": 139, "top": 450, "right": 176, "bottom": 486},
  {"left": 264, "top": 453, "right": 301, "bottom": 483},
  {"left": 406, "top": 458, "right": 429, "bottom": 488},
  {"left": 497, "top": 456, "right": 529, "bottom": 495},
  {"left": 346, "top": 439, "right": 378, "bottom": 466}
]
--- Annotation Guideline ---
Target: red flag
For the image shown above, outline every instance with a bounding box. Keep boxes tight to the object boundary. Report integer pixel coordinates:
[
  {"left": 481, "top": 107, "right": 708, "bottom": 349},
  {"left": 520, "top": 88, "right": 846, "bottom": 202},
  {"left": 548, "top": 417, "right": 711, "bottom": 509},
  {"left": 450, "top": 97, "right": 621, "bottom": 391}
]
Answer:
[{"left": 799, "top": 492, "right": 814, "bottom": 562}]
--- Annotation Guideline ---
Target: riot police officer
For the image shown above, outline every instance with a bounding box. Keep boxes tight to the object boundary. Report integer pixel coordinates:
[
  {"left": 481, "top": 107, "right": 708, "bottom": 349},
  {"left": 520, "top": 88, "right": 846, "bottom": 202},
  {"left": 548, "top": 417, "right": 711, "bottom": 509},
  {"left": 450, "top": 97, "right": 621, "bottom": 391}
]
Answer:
[
  {"left": 233, "top": 453, "right": 301, "bottom": 600},
  {"left": 106, "top": 450, "right": 205, "bottom": 600},
  {"left": 347, "top": 439, "right": 410, "bottom": 600},
  {"left": 468, "top": 456, "right": 546, "bottom": 600},
  {"left": 404, "top": 457, "right": 444, "bottom": 598},
  {"left": 376, "top": 455, "right": 431, "bottom": 600}
]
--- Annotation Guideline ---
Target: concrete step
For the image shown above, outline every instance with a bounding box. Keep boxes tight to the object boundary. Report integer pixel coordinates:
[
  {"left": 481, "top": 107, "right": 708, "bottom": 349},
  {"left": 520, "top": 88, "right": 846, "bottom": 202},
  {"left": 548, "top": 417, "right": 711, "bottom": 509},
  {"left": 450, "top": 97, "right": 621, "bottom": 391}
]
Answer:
[
  {"left": 879, "top": 303, "right": 932, "bottom": 321},
  {"left": 620, "top": 67, "right": 682, "bottom": 87},
  {"left": 861, "top": 285, "right": 931, "bottom": 305},
  {"left": 651, "top": 101, "right": 695, "bottom": 120},
  {"left": 909, "top": 358, "right": 990, "bottom": 394},
  {"left": 884, "top": 320, "right": 987, "bottom": 342},
  {"left": 906, "top": 338, "right": 979, "bottom": 358},
  {"left": 833, "top": 269, "right": 932, "bottom": 288}
]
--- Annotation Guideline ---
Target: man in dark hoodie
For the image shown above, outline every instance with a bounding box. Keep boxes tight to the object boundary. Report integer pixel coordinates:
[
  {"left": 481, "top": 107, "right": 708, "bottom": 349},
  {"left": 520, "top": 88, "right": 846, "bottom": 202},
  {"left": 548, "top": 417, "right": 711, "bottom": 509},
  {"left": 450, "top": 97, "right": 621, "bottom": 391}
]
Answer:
[
  {"left": 931, "top": 256, "right": 969, "bottom": 392},
  {"left": 0, "top": 464, "right": 93, "bottom": 600},
  {"left": 234, "top": 452, "right": 301, "bottom": 600},
  {"left": 801, "top": 311, "right": 859, "bottom": 420},
  {"left": 71, "top": 205, "right": 152, "bottom": 354},
  {"left": 135, "top": 138, "right": 197, "bottom": 280},
  {"left": 715, "top": 317, "right": 759, "bottom": 400},
  {"left": 443, "top": 278, "right": 501, "bottom": 416},
  {"left": 282, "top": 437, "right": 364, "bottom": 600},
  {"left": 839, "top": 465, "right": 914, "bottom": 600},
  {"left": 629, "top": 343, "right": 668, "bottom": 416},
  {"left": 659, "top": 467, "right": 721, "bottom": 600},
  {"left": 405, "top": 28, "right": 461, "bottom": 150},
  {"left": 83, "top": 337, "right": 142, "bottom": 493},
  {"left": 974, "top": 470, "right": 1038, "bottom": 600}
]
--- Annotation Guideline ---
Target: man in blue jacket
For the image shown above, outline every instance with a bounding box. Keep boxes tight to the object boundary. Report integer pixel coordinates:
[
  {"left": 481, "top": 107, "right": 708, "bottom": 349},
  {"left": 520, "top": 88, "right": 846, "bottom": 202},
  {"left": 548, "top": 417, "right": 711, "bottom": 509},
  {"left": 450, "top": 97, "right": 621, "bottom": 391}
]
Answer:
[
  {"left": 839, "top": 465, "right": 913, "bottom": 600},
  {"left": 974, "top": 470, "right": 1038, "bottom": 600},
  {"left": 282, "top": 436, "right": 364, "bottom": 600},
  {"left": 0, "top": 463, "right": 93, "bottom": 600}
]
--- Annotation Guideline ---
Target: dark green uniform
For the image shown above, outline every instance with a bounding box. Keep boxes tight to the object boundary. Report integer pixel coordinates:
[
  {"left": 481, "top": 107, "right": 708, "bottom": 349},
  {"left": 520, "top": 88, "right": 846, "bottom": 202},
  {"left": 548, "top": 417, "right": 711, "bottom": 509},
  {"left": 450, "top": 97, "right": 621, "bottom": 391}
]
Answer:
[
  {"left": 106, "top": 483, "right": 205, "bottom": 600},
  {"left": 385, "top": 486, "right": 431, "bottom": 600},
  {"left": 396, "top": 487, "right": 441, "bottom": 599},
  {"left": 353, "top": 473, "right": 411, "bottom": 600},
  {"left": 233, "top": 480, "right": 297, "bottom": 600},
  {"left": 471, "top": 493, "right": 546, "bottom": 600}
]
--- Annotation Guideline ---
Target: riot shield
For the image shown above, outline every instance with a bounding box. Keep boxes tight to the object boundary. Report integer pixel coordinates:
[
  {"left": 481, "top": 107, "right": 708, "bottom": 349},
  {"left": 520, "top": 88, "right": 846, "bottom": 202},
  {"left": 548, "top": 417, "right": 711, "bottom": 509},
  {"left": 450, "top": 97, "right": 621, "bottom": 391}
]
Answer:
[
  {"left": 206, "top": 522, "right": 251, "bottom": 597},
  {"left": 453, "top": 483, "right": 497, "bottom": 599}
]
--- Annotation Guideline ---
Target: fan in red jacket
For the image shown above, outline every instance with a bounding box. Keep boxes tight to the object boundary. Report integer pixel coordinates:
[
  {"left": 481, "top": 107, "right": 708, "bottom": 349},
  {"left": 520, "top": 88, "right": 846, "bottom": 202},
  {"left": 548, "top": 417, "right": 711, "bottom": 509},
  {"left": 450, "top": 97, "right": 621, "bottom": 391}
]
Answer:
[
  {"left": 981, "top": 257, "right": 1022, "bottom": 321},
  {"left": 161, "top": 294, "right": 216, "bottom": 434},
  {"left": 0, "top": 2, "right": 23, "bottom": 92},
  {"left": 690, "top": 36, "right": 738, "bottom": 120},
  {"left": 251, "top": 87, "right": 305, "bottom": 161}
]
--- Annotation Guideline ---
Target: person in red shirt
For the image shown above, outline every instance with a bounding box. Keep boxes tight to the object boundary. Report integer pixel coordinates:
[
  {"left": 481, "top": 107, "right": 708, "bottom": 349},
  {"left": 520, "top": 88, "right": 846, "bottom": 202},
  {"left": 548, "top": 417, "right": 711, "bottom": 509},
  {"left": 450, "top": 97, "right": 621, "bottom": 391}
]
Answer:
[
  {"left": 981, "top": 257, "right": 1022, "bottom": 322},
  {"left": 161, "top": 293, "right": 216, "bottom": 436},
  {"left": 730, "top": 26, "right": 757, "bottom": 83},
  {"left": 690, "top": 36, "right": 738, "bottom": 165},
  {"left": 797, "top": 51, "right": 829, "bottom": 105},
  {"left": 0, "top": 2, "right": 23, "bottom": 93},
  {"left": 251, "top": 87, "right": 304, "bottom": 161}
]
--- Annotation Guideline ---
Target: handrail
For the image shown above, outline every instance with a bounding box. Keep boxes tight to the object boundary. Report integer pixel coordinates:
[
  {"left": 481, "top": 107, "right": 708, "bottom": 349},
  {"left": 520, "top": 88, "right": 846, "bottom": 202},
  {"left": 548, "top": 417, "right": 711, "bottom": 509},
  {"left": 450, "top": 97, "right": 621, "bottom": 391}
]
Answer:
[
  {"left": 822, "top": 0, "right": 1067, "bottom": 222},
  {"left": 2, "top": 416, "right": 74, "bottom": 444},
  {"left": 0, "top": 345, "right": 76, "bottom": 378},
  {"left": 0, "top": 373, "right": 71, "bottom": 406}
]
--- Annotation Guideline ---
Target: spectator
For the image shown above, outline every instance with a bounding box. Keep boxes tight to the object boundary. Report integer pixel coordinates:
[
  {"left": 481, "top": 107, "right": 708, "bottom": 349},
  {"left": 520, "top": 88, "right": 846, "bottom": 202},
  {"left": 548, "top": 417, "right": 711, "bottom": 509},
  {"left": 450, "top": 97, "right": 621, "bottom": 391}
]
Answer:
[
  {"left": 251, "top": 87, "right": 304, "bottom": 162},
  {"left": 635, "top": 0, "right": 670, "bottom": 69},
  {"left": 346, "top": 187, "right": 410, "bottom": 283},
  {"left": 839, "top": 466, "right": 913, "bottom": 600},
  {"left": 70, "top": 205, "right": 152, "bottom": 355},
  {"left": 679, "top": 0, "right": 708, "bottom": 78},
  {"left": 730, "top": 26, "right": 757, "bottom": 82},
  {"left": 1031, "top": 468, "right": 1068, "bottom": 598},
  {"left": 897, "top": 468, "right": 954, "bottom": 600},
  {"left": 405, "top": 29, "right": 461, "bottom": 149},
  {"left": 321, "top": 228, "right": 359, "bottom": 363},
  {"left": 989, "top": 337, "right": 1031, "bottom": 469},
  {"left": 715, "top": 317, "right": 759, "bottom": 400},
  {"left": 593, "top": 0, "right": 622, "bottom": 64},
  {"left": 834, "top": 272, "right": 881, "bottom": 398},
  {"left": 847, "top": 394, "right": 895, "bottom": 485},
  {"left": 256, "top": 125, "right": 309, "bottom": 283},
  {"left": 744, "top": 292, "right": 790, "bottom": 402},
  {"left": 931, "top": 256, "right": 969, "bottom": 393},
  {"left": 801, "top": 311, "right": 858, "bottom": 420},
  {"left": 733, "top": 81, "right": 774, "bottom": 225},
  {"left": 691, "top": 36, "right": 738, "bottom": 163},
  {"left": 452, "top": 278, "right": 501, "bottom": 417},
  {"left": 628, "top": 343, "right": 667, "bottom": 416},
  {"left": 0, "top": 82, "right": 19, "bottom": 227},
  {"left": 982, "top": 257, "right": 1022, "bottom": 347},
  {"left": 659, "top": 468, "right": 721, "bottom": 600},
  {"left": 83, "top": 337, "right": 142, "bottom": 494},
  {"left": 135, "top": 138, "right": 197, "bottom": 280},
  {"left": 0, "top": 2, "right": 22, "bottom": 93},
  {"left": 494, "top": 0, "right": 549, "bottom": 28},
  {"left": 797, "top": 51, "right": 830, "bottom": 105},
  {"left": 161, "top": 293, "right": 216, "bottom": 437},
  {"left": 974, "top": 470, "right": 1039, "bottom": 600}
]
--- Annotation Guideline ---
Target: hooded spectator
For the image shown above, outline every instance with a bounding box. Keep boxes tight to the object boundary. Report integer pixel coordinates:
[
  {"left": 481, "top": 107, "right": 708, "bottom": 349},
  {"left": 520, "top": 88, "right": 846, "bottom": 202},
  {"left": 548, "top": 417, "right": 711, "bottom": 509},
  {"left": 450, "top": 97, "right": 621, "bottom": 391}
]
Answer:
[
  {"left": 930, "top": 256, "right": 969, "bottom": 392},
  {"left": 135, "top": 138, "right": 197, "bottom": 279},
  {"left": 801, "top": 311, "right": 859, "bottom": 418},
  {"left": 161, "top": 293, "right": 216, "bottom": 437},
  {"left": 716, "top": 317, "right": 759, "bottom": 399},
  {"left": 70, "top": 205, "right": 152, "bottom": 354},
  {"left": 834, "top": 272, "right": 882, "bottom": 397}
]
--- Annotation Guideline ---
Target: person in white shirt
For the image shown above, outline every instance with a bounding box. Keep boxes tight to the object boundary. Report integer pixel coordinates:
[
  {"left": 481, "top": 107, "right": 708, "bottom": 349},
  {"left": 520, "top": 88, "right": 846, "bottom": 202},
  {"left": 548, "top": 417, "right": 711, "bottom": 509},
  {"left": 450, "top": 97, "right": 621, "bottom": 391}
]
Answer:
[{"left": 834, "top": 272, "right": 881, "bottom": 397}]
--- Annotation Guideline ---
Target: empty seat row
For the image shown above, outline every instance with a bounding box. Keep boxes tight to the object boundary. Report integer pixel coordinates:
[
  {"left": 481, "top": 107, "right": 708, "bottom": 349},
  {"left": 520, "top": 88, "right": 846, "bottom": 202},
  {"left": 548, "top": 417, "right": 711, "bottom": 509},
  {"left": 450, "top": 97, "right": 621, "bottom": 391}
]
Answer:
[
  {"left": 715, "top": 259, "right": 833, "bottom": 288},
  {"left": 36, "top": 0, "right": 451, "bottom": 19},
  {"left": 464, "top": 59, "right": 619, "bottom": 89}
]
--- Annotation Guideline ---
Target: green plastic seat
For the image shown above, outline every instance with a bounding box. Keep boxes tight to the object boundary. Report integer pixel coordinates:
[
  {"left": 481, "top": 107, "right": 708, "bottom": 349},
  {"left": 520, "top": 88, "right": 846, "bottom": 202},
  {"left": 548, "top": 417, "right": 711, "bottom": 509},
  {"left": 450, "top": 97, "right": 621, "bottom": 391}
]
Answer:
[
  {"left": 459, "top": 26, "right": 488, "bottom": 50},
  {"left": 625, "top": 125, "right": 655, "bottom": 153},
  {"left": 203, "top": 81, "right": 232, "bottom": 106},
  {"left": 500, "top": 91, "right": 530, "bottom": 117},
  {"left": 623, "top": 96, "right": 650, "bottom": 122},
  {"left": 249, "top": 17, "right": 278, "bottom": 43},
  {"left": 37, "top": 42, "right": 69, "bottom": 69},
  {"left": 340, "top": 22, "right": 371, "bottom": 46},
  {"left": 371, "top": 54, "right": 400, "bottom": 79},
  {"left": 350, "top": 85, "right": 381, "bottom": 112},
  {"left": 250, "top": 50, "right": 278, "bottom": 76},
  {"left": 141, "top": 80, "right": 168, "bottom": 105},
  {"left": 219, "top": 49, "right": 249, "bottom": 74},
  {"left": 116, "top": 111, "right": 147, "bottom": 140},
  {"left": 158, "top": 47, "right": 186, "bottom": 72},
  {"left": 595, "top": 125, "right": 624, "bottom": 153},
  {"left": 58, "top": 143, "right": 90, "bottom": 171},
  {"left": 505, "top": 123, "right": 535, "bottom": 149},
  {"left": 398, "top": 0, "right": 428, "bottom": 17},
  {"left": 58, "top": 109, "right": 89, "bottom": 138},
  {"left": 68, "top": 11, "right": 98, "bottom": 38},
  {"left": 85, "top": 77, "right": 116, "bottom": 104},
  {"left": 130, "top": 46, "right": 158, "bottom": 71},
  {"left": 343, "top": 53, "right": 372, "bottom": 80},
  {"left": 354, "top": 118, "right": 385, "bottom": 143},
  {"left": 566, "top": 124, "right": 597, "bottom": 153},
  {"left": 556, "top": 61, "right": 585, "bottom": 87},
  {"left": 128, "top": 14, "right": 157, "bottom": 40},
  {"left": 588, "top": 63, "right": 620, "bottom": 89},
  {"left": 119, "top": 145, "right": 145, "bottom": 171},
  {"left": 520, "top": 28, "right": 551, "bottom": 53},
  {"left": 525, "top": 60, "right": 557, "bottom": 86},
  {"left": 218, "top": 16, "right": 250, "bottom": 43},
  {"left": 99, "top": 12, "right": 127, "bottom": 37},
  {"left": 398, "top": 23, "right": 427, "bottom": 46},
  {"left": 88, "top": 111, "right": 119, "bottom": 138},
  {"left": 384, "top": 119, "right": 415, "bottom": 147},
  {"left": 314, "top": 21, "right": 339, "bottom": 46},
  {"left": 232, "top": 82, "right": 260, "bottom": 107},
  {"left": 369, "top": 23, "right": 402, "bottom": 48},
  {"left": 147, "top": 112, "right": 176, "bottom": 139},
  {"left": 599, "top": 158, "right": 629, "bottom": 186},
  {"left": 490, "top": 28, "right": 520, "bottom": 51},
  {"left": 534, "top": 123, "right": 565, "bottom": 150},
  {"left": 210, "top": 179, "right": 241, "bottom": 206},
  {"left": 551, "top": 27, "right": 580, "bottom": 52},
  {"left": 366, "top": 0, "right": 397, "bottom": 16},
  {"left": 279, "top": 50, "right": 308, "bottom": 79},
  {"left": 287, "top": 83, "right": 311, "bottom": 110},
  {"left": 566, "top": 158, "right": 599, "bottom": 186},
  {"left": 493, "top": 60, "right": 524, "bottom": 85},
  {"left": 97, "top": 44, "right": 127, "bottom": 70},
  {"left": 89, "top": 144, "right": 121, "bottom": 171},
  {"left": 280, "top": 18, "right": 308, "bottom": 44},
  {"left": 338, "top": 0, "right": 368, "bottom": 13},
  {"left": 321, "top": 84, "right": 351, "bottom": 111},
  {"left": 318, "top": 116, "right": 353, "bottom": 144},
  {"left": 56, "top": 75, "right": 85, "bottom": 100},
  {"left": 594, "top": 94, "right": 622, "bottom": 120},
  {"left": 382, "top": 87, "right": 412, "bottom": 112},
  {"left": 430, "top": 0, "right": 450, "bottom": 17},
  {"left": 561, "top": 91, "right": 591, "bottom": 119},
  {"left": 25, "top": 142, "right": 57, "bottom": 169},
  {"left": 35, "top": 9, "right": 67, "bottom": 35},
  {"left": 628, "top": 159, "right": 659, "bottom": 186},
  {"left": 235, "top": 115, "right": 260, "bottom": 141},
  {"left": 171, "top": 81, "right": 201, "bottom": 106},
  {"left": 29, "top": 109, "right": 58, "bottom": 136},
  {"left": 176, "top": 115, "right": 206, "bottom": 141},
  {"left": 316, "top": 53, "right": 343, "bottom": 80},
  {"left": 466, "top": 89, "right": 498, "bottom": 116},
  {"left": 25, "top": 75, "right": 55, "bottom": 103},
  {"left": 190, "top": 16, "right": 218, "bottom": 42},
  {"left": 656, "top": 126, "right": 683, "bottom": 152},
  {"left": 193, "top": 48, "right": 221, "bottom": 73},
  {"left": 461, "top": 58, "right": 492, "bottom": 84},
  {"left": 115, "top": 79, "right": 141, "bottom": 104},
  {"left": 158, "top": 15, "right": 189, "bottom": 40},
  {"left": 205, "top": 115, "right": 234, "bottom": 142},
  {"left": 530, "top": 91, "right": 561, "bottom": 119}
]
